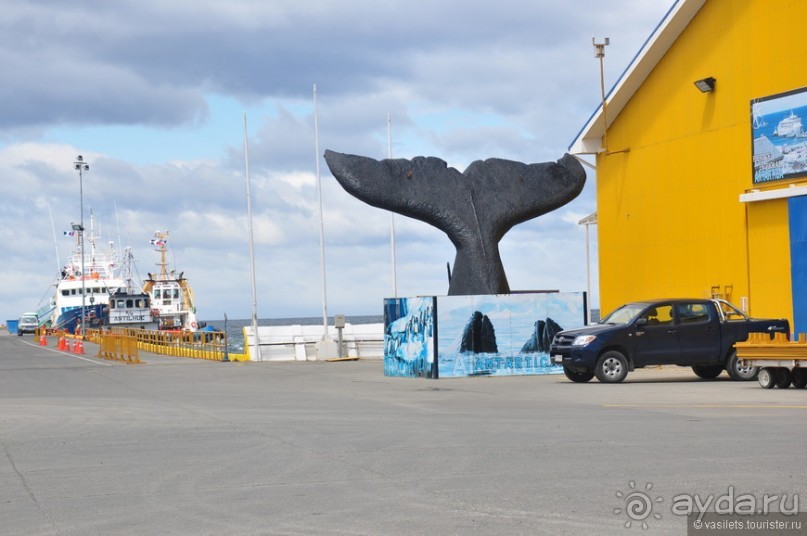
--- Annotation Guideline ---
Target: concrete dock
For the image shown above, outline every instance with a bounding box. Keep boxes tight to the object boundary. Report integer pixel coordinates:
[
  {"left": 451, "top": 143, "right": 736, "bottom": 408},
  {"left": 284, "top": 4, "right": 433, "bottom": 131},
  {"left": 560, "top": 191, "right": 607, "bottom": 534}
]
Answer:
[{"left": 1, "top": 333, "right": 805, "bottom": 535}]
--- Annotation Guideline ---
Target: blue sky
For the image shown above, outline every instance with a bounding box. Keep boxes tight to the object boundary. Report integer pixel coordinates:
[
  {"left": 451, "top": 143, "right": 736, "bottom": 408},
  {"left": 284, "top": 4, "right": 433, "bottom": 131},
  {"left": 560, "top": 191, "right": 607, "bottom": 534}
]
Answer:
[
  {"left": 39, "top": 94, "right": 280, "bottom": 164},
  {"left": 1, "top": 0, "right": 674, "bottom": 322}
]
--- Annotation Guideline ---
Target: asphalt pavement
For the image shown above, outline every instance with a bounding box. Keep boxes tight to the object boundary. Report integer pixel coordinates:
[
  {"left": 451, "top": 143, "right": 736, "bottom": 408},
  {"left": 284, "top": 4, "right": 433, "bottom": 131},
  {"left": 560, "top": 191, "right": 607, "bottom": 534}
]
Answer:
[{"left": 1, "top": 333, "right": 805, "bottom": 535}]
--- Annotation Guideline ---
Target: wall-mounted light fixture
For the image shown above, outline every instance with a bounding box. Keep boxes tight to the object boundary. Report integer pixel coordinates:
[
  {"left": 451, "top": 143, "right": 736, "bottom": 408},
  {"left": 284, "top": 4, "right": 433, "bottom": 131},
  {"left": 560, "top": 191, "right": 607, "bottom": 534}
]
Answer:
[{"left": 694, "top": 77, "right": 716, "bottom": 93}]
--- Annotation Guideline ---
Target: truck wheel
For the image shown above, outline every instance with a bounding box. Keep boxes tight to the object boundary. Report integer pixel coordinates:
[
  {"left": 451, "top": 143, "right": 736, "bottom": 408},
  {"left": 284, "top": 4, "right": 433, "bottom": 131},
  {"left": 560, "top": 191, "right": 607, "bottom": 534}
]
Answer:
[
  {"left": 758, "top": 368, "right": 777, "bottom": 389},
  {"left": 726, "top": 350, "right": 758, "bottom": 381},
  {"left": 692, "top": 365, "right": 723, "bottom": 379},
  {"left": 792, "top": 369, "right": 807, "bottom": 389},
  {"left": 563, "top": 367, "right": 594, "bottom": 383},
  {"left": 595, "top": 351, "right": 628, "bottom": 383},
  {"left": 775, "top": 368, "right": 792, "bottom": 389}
]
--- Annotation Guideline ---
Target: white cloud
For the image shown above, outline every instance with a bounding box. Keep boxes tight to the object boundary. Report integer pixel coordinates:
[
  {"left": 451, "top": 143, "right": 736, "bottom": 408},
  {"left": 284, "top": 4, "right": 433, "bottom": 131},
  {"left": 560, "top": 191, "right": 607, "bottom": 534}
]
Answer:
[{"left": 0, "top": 0, "right": 671, "bottom": 321}]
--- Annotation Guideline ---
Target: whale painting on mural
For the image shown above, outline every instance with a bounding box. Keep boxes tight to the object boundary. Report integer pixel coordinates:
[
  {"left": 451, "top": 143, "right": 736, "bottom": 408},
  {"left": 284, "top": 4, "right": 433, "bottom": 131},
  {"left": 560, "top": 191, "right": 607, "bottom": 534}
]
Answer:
[{"left": 324, "top": 150, "right": 586, "bottom": 295}]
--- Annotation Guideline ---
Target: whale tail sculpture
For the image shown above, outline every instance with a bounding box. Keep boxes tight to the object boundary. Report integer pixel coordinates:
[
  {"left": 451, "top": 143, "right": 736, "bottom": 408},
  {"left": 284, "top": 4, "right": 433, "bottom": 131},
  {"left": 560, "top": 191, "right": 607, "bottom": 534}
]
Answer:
[{"left": 324, "top": 150, "right": 586, "bottom": 296}]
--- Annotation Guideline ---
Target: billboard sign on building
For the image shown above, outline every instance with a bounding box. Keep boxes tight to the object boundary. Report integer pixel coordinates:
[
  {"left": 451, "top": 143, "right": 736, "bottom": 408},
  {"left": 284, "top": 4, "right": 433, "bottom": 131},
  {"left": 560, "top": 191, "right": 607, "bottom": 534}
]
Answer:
[{"left": 751, "top": 86, "right": 807, "bottom": 184}]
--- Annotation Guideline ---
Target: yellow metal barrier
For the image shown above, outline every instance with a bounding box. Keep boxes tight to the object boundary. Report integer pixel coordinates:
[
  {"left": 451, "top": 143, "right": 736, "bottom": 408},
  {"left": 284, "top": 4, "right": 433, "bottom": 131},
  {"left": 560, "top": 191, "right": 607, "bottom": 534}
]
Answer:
[
  {"left": 735, "top": 332, "right": 807, "bottom": 360},
  {"left": 109, "top": 328, "right": 228, "bottom": 361},
  {"left": 97, "top": 333, "right": 142, "bottom": 364}
]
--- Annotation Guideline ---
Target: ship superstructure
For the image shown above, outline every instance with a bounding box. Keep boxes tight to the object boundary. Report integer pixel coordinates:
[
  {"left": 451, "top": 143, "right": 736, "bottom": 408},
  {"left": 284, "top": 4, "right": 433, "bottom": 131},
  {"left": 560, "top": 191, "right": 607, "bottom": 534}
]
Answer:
[
  {"left": 142, "top": 231, "right": 199, "bottom": 331},
  {"left": 51, "top": 212, "right": 123, "bottom": 333}
]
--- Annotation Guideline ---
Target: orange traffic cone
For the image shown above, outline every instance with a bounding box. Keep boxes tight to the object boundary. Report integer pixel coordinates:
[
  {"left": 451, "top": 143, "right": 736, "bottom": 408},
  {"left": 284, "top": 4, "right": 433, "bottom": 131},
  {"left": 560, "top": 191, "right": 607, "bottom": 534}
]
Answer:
[
  {"left": 71, "top": 340, "right": 78, "bottom": 353},
  {"left": 57, "top": 337, "right": 66, "bottom": 351},
  {"left": 76, "top": 340, "right": 85, "bottom": 355},
  {"left": 39, "top": 332, "right": 47, "bottom": 346}
]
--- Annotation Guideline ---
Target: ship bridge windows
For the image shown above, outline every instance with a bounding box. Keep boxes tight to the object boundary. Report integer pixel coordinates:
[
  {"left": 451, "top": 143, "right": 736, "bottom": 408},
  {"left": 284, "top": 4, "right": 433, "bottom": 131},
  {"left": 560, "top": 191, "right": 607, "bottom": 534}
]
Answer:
[
  {"left": 155, "top": 288, "right": 180, "bottom": 300},
  {"left": 112, "top": 298, "right": 143, "bottom": 308}
]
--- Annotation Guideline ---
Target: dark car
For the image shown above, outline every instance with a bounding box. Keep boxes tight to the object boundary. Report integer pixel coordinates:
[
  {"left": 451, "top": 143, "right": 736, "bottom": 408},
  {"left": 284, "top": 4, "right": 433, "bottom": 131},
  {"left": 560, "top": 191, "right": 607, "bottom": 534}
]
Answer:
[{"left": 550, "top": 299, "right": 790, "bottom": 383}]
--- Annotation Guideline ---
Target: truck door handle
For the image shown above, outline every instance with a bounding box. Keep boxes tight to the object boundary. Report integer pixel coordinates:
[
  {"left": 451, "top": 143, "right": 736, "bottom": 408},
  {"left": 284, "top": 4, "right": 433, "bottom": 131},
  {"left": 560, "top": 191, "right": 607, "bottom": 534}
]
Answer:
[{"left": 667, "top": 329, "right": 678, "bottom": 334}]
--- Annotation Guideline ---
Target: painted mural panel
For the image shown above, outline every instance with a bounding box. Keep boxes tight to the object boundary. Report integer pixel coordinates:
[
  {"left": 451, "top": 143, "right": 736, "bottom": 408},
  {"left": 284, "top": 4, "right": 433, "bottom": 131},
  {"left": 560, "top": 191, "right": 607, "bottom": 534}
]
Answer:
[
  {"left": 436, "top": 292, "right": 586, "bottom": 378},
  {"left": 751, "top": 87, "right": 807, "bottom": 184},
  {"left": 383, "top": 296, "right": 437, "bottom": 378}
]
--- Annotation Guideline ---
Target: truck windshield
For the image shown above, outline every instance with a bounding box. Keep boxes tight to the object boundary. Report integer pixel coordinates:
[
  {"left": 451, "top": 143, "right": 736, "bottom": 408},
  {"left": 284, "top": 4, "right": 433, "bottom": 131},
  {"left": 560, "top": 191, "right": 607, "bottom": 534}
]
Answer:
[{"left": 599, "top": 303, "right": 647, "bottom": 325}]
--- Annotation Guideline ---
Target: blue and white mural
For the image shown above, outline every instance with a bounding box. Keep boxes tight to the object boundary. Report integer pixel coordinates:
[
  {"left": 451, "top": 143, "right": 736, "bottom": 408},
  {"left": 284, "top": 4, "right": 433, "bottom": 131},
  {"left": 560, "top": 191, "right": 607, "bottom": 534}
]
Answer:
[
  {"left": 383, "top": 296, "right": 436, "bottom": 377},
  {"left": 383, "top": 292, "right": 586, "bottom": 378},
  {"left": 436, "top": 293, "right": 586, "bottom": 377}
]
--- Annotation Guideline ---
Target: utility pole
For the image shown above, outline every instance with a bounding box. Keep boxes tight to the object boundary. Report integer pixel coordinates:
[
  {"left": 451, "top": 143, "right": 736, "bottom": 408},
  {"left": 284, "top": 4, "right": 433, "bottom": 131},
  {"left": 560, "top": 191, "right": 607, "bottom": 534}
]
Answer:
[{"left": 593, "top": 37, "right": 610, "bottom": 153}]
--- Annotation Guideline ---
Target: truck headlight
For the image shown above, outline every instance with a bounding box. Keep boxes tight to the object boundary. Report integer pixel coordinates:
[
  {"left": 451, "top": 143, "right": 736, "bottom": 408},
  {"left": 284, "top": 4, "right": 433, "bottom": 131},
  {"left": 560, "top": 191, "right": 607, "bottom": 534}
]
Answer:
[{"left": 572, "top": 335, "right": 596, "bottom": 346}]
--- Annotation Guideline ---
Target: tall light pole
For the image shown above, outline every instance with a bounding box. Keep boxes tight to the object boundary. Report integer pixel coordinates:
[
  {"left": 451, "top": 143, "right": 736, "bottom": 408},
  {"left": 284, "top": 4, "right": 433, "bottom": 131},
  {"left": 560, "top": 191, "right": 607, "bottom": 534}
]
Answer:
[{"left": 74, "top": 155, "right": 89, "bottom": 336}]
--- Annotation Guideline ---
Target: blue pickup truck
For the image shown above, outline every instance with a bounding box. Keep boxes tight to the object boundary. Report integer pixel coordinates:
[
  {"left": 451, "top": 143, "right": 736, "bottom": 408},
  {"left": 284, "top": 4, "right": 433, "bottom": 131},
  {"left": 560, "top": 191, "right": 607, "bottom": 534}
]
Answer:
[{"left": 550, "top": 298, "right": 790, "bottom": 383}]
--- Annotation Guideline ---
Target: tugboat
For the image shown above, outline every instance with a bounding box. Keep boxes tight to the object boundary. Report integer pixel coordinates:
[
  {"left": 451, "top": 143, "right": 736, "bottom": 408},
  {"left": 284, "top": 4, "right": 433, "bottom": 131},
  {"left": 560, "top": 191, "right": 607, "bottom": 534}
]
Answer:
[
  {"left": 106, "top": 246, "right": 158, "bottom": 330},
  {"left": 142, "top": 231, "right": 200, "bottom": 332}
]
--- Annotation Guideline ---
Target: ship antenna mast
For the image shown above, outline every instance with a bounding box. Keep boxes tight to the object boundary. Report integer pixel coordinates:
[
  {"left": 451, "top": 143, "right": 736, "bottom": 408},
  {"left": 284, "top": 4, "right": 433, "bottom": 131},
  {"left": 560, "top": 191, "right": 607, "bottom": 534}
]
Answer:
[{"left": 154, "top": 231, "right": 170, "bottom": 280}]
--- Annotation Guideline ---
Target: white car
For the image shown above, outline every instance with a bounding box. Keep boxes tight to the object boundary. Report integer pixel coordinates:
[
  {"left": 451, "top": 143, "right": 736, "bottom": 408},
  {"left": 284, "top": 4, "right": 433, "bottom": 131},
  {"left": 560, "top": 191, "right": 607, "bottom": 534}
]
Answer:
[{"left": 17, "top": 313, "right": 39, "bottom": 336}]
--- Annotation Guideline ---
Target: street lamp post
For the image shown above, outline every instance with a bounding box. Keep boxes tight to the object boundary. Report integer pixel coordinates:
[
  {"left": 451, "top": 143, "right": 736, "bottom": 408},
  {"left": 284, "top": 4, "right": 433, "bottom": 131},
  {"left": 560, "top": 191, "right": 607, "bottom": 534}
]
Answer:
[{"left": 74, "top": 155, "right": 89, "bottom": 336}]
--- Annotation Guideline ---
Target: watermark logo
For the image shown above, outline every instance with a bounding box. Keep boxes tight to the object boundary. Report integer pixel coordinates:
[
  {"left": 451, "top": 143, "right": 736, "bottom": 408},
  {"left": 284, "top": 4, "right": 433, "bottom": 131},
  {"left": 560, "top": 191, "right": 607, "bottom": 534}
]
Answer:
[
  {"left": 614, "top": 482, "right": 803, "bottom": 530},
  {"left": 614, "top": 481, "right": 663, "bottom": 529},
  {"left": 672, "top": 486, "right": 800, "bottom": 521}
]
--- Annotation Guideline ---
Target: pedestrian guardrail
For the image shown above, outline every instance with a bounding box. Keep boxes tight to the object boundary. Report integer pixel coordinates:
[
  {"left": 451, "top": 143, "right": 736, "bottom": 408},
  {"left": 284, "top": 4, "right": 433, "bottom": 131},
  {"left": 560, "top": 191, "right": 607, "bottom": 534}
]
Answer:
[
  {"left": 97, "top": 333, "right": 141, "bottom": 364},
  {"left": 110, "top": 327, "right": 228, "bottom": 361}
]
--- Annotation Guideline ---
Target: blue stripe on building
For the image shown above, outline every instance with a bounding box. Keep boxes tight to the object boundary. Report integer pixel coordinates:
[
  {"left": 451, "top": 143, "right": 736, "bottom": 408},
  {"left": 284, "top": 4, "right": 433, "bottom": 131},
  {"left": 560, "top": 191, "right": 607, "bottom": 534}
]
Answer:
[{"left": 789, "top": 195, "right": 807, "bottom": 336}]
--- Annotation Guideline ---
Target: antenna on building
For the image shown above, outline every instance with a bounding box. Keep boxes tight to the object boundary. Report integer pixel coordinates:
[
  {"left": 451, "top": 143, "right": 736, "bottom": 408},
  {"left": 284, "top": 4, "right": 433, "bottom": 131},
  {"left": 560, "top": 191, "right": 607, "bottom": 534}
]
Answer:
[{"left": 593, "top": 37, "right": 610, "bottom": 153}]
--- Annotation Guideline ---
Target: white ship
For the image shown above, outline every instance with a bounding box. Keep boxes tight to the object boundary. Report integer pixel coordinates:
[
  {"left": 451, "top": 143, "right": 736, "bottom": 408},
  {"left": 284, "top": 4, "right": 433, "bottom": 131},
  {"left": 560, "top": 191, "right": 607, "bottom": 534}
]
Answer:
[
  {"left": 51, "top": 212, "right": 124, "bottom": 333},
  {"left": 142, "top": 231, "right": 200, "bottom": 331},
  {"left": 773, "top": 110, "right": 807, "bottom": 138}
]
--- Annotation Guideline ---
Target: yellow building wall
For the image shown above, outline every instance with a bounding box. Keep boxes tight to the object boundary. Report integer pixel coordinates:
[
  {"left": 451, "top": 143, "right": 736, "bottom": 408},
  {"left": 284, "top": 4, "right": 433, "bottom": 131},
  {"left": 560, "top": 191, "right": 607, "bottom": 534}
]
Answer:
[
  {"left": 746, "top": 199, "right": 792, "bottom": 318},
  {"left": 596, "top": 0, "right": 805, "bottom": 323}
]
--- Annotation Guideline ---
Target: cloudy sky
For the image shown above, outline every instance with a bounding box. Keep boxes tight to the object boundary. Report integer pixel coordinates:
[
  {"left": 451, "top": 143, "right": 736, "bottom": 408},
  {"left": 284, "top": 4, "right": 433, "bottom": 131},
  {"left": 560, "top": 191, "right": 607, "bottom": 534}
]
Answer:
[{"left": 2, "top": 0, "right": 674, "bottom": 323}]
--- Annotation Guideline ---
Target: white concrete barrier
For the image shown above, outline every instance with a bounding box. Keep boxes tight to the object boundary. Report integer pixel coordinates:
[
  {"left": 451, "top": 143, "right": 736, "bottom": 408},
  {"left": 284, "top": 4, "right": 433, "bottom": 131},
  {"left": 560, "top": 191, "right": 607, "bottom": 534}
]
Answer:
[{"left": 245, "top": 323, "right": 384, "bottom": 361}]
